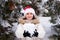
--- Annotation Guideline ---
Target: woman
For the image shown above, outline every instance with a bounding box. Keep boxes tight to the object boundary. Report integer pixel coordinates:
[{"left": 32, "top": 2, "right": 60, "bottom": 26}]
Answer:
[{"left": 15, "top": 6, "right": 46, "bottom": 40}]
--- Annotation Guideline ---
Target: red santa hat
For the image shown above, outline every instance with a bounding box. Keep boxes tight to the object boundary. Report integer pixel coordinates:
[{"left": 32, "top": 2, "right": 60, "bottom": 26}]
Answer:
[{"left": 24, "top": 6, "right": 36, "bottom": 16}]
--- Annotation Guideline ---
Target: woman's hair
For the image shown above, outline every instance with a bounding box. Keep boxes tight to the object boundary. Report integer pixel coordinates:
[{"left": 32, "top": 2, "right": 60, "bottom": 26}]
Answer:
[{"left": 23, "top": 15, "right": 36, "bottom": 20}]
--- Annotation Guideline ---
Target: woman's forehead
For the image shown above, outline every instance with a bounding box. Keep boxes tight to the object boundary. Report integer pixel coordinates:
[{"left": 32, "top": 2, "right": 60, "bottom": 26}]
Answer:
[{"left": 26, "top": 13, "right": 33, "bottom": 14}]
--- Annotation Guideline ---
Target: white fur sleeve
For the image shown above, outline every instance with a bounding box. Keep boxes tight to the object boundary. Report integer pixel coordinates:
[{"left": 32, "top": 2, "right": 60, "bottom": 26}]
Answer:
[
  {"left": 15, "top": 24, "right": 24, "bottom": 38},
  {"left": 36, "top": 24, "right": 46, "bottom": 38}
]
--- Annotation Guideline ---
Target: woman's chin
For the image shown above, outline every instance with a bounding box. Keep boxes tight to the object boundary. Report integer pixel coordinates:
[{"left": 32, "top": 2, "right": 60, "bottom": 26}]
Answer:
[{"left": 27, "top": 18, "right": 32, "bottom": 20}]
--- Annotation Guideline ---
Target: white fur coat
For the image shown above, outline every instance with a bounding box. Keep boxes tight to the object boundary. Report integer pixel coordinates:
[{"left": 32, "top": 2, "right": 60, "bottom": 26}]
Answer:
[{"left": 15, "top": 22, "right": 46, "bottom": 38}]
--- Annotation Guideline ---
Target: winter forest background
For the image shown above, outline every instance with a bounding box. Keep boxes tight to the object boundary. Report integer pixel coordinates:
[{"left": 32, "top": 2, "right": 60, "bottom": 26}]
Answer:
[{"left": 0, "top": 0, "right": 60, "bottom": 40}]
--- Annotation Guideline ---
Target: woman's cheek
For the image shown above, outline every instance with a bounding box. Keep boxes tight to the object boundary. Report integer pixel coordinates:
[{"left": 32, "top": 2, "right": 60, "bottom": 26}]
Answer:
[{"left": 26, "top": 15, "right": 28, "bottom": 19}]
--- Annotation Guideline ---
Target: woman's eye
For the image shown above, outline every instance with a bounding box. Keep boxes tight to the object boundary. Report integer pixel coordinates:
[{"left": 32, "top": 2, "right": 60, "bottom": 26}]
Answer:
[
  {"left": 30, "top": 13, "right": 33, "bottom": 15},
  {"left": 27, "top": 13, "right": 29, "bottom": 15},
  {"left": 27, "top": 13, "right": 33, "bottom": 15}
]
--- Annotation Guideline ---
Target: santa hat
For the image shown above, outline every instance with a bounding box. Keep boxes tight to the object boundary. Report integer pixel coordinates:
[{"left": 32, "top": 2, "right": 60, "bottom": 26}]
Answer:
[{"left": 24, "top": 6, "right": 36, "bottom": 16}]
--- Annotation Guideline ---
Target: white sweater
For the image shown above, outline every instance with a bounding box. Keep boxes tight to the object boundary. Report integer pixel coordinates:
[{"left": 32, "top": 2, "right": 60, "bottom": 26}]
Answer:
[{"left": 15, "top": 23, "right": 46, "bottom": 38}]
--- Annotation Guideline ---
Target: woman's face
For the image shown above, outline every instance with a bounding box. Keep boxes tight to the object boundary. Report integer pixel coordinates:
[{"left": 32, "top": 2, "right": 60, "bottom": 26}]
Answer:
[{"left": 25, "top": 13, "right": 33, "bottom": 20}]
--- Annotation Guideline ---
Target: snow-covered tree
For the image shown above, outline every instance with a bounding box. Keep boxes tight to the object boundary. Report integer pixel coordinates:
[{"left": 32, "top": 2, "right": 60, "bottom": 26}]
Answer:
[{"left": 0, "top": 0, "right": 60, "bottom": 40}]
